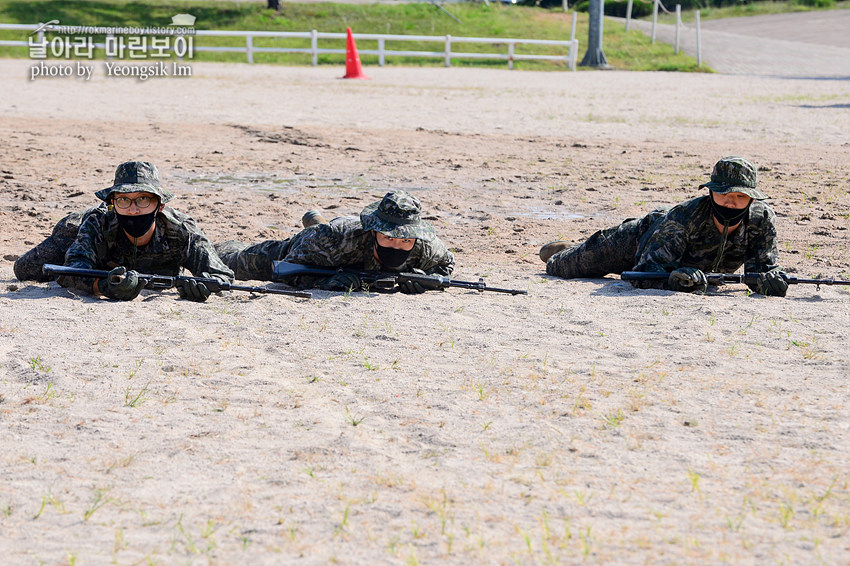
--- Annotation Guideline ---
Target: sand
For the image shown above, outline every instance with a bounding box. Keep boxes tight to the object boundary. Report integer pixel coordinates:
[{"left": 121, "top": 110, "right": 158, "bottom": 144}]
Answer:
[{"left": 1, "top": 58, "right": 849, "bottom": 564}]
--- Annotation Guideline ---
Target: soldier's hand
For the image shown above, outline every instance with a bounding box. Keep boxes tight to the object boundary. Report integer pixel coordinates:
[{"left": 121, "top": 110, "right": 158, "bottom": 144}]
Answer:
[
  {"left": 177, "top": 272, "right": 220, "bottom": 302},
  {"left": 319, "top": 271, "right": 363, "bottom": 292},
  {"left": 398, "top": 268, "right": 427, "bottom": 294},
  {"left": 98, "top": 266, "right": 146, "bottom": 301},
  {"left": 756, "top": 269, "right": 788, "bottom": 297},
  {"left": 667, "top": 267, "right": 708, "bottom": 293}
]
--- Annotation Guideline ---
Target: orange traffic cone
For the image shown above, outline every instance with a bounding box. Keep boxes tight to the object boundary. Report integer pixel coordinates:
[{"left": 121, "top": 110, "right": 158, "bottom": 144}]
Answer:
[{"left": 342, "top": 27, "right": 369, "bottom": 80}]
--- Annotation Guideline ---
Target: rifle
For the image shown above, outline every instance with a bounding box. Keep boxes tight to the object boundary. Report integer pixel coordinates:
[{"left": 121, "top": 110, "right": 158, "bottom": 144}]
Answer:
[
  {"left": 43, "top": 264, "right": 311, "bottom": 299},
  {"left": 272, "top": 261, "right": 527, "bottom": 295},
  {"left": 620, "top": 271, "right": 850, "bottom": 291}
]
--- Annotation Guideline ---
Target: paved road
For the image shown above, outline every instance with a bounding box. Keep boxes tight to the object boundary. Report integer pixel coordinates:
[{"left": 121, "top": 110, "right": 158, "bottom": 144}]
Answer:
[{"left": 617, "top": 9, "right": 850, "bottom": 77}]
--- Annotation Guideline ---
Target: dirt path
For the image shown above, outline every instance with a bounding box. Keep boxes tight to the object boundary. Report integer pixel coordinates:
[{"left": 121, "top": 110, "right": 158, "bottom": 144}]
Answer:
[{"left": 620, "top": 9, "right": 850, "bottom": 77}]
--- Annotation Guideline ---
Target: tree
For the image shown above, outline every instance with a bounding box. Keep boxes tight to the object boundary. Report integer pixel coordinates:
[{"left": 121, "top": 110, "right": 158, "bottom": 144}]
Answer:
[
  {"left": 267, "top": 0, "right": 281, "bottom": 10},
  {"left": 580, "top": 0, "right": 609, "bottom": 68}
]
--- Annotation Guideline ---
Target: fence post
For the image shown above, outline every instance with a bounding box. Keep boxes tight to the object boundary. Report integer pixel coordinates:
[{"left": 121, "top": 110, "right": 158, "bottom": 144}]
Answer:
[
  {"left": 378, "top": 37, "right": 385, "bottom": 66},
  {"left": 311, "top": 30, "right": 318, "bottom": 66},
  {"left": 571, "top": 40, "right": 578, "bottom": 71},
  {"left": 246, "top": 34, "right": 253, "bottom": 63},
  {"left": 562, "top": 0, "right": 568, "bottom": 11},
  {"left": 570, "top": 11, "right": 577, "bottom": 44},
  {"left": 508, "top": 41, "right": 514, "bottom": 70},
  {"left": 106, "top": 33, "right": 113, "bottom": 60},
  {"left": 445, "top": 35, "right": 451, "bottom": 67},
  {"left": 625, "top": 0, "right": 633, "bottom": 32},
  {"left": 675, "top": 4, "right": 681, "bottom": 54},
  {"left": 651, "top": 0, "right": 659, "bottom": 43},
  {"left": 695, "top": 10, "right": 702, "bottom": 67}
]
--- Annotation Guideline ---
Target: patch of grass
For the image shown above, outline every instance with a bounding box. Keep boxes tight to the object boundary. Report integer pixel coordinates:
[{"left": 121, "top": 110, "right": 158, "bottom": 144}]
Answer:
[
  {"left": 0, "top": 0, "right": 704, "bottom": 71},
  {"left": 344, "top": 405, "right": 365, "bottom": 426},
  {"left": 602, "top": 408, "right": 624, "bottom": 428},
  {"left": 124, "top": 381, "right": 151, "bottom": 407},
  {"left": 33, "top": 487, "right": 66, "bottom": 519},
  {"left": 28, "top": 355, "right": 51, "bottom": 373},
  {"left": 83, "top": 488, "right": 111, "bottom": 522}
]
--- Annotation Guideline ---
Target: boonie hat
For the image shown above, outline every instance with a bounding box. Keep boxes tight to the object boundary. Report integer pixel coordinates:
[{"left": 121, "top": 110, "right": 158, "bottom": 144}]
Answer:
[
  {"left": 95, "top": 161, "right": 174, "bottom": 203},
  {"left": 699, "top": 156, "right": 767, "bottom": 200},
  {"left": 360, "top": 191, "right": 436, "bottom": 242}
]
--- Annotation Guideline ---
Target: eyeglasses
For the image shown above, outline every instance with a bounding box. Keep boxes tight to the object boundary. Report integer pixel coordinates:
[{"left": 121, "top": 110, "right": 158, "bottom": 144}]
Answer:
[{"left": 113, "top": 195, "right": 156, "bottom": 209}]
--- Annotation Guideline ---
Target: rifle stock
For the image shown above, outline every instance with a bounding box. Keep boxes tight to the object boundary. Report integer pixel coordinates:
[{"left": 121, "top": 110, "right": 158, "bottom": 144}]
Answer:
[
  {"left": 42, "top": 264, "right": 311, "bottom": 298},
  {"left": 272, "top": 261, "right": 527, "bottom": 295}
]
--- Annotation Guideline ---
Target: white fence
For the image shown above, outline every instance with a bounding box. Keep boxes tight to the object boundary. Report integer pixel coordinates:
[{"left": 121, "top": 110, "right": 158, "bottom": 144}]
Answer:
[{"left": 0, "top": 24, "right": 579, "bottom": 71}]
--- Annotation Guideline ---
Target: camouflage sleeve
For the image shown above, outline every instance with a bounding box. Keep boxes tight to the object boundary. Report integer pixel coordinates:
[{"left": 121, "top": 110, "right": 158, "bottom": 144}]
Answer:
[
  {"left": 179, "top": 216, "right": 234, "bottom": 281},
  {"left": 60, "top": 208, "right": 109, "bottom": 293},
  {"left": 283, "top": 218, "right": 371, "bottom": 267},
  {"left": 744, "top": 203, "right": 781, "bottom": 292},
  {"left": 414, "top": 236, "right": 455, "bottom": 276},
  {"left": 630, "top": 217, "right": 691, "bottom": 289}
]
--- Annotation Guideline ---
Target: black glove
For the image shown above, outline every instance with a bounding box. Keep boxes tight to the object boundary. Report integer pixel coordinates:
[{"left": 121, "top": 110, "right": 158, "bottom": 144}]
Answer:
[
  {"left": 177, "top": 272, "right": 227, "bottom": 302},
  {"left": 98, "top": 266, "right": 146, "bottom": 301},
  {"left": 318, "top": 271, "right": 363, "bottom": 292},
  {"left": 398, "top": 268, "right": 427, "bottom": 295},
  {"left": 667, "top": 267, "right": 708, "bottom": 293},
  {"left": 756, "top": 269, "right": 788, "bottom": 297}
]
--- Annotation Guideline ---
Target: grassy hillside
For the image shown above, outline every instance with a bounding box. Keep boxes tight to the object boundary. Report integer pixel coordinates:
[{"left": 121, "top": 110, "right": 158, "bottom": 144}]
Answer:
[{"left": 0, "top": 0, "right": 704, "bottom": 71}]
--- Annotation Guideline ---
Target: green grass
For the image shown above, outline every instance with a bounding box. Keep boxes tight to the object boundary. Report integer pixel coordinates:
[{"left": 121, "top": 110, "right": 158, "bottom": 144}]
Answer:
[
  {"left": 0, "top": 0, "right": 706, "bottom": 70},
  {"left": 658, "top": 0, "right": 849, "bottom": 24}
]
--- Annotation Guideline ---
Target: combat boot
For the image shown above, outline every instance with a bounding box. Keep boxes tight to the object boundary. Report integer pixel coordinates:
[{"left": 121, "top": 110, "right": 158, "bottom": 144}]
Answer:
[
  {"left": 302, "top": 210, "right": 328, "bottom": 228},
  {"left": 539, "top": 241, "right": 573, "bottom": 263}
]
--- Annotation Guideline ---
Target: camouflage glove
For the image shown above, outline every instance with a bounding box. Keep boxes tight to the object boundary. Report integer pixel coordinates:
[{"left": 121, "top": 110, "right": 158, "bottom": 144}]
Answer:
[
  {"left": 98, "top": 266, "right": 145, "bottom": 301},
  {"left": 667, "top": 267, "right": 708, "bottom": 293},
  {"left": 318, "top": 271, "right": 363, "bottom": 292},
  {"left": 398, "top": 268, "right": 427, "bottom": 295},
  {"left": 177, "top": 272, "right": 226, "bottom": 302},
  {"left": 755, "top": 269, "right": 788, "bottom": 297}
]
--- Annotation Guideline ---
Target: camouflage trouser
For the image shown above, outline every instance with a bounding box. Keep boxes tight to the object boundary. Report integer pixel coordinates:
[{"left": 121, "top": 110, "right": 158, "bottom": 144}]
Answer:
[
  {"left": 546, "top": 209, "right": 667, "bottom": 279},
  {"left": 13, "top": 212, "right": 86, "bottom": 282},
  {"left": 215, "top": 239, "right": 292, "bottom": 281}
]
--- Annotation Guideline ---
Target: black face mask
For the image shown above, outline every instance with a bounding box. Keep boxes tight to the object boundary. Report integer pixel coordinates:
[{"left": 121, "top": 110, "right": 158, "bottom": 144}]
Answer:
[
  {"left": 116, "top": 210, "right": 157, "bottom": 239},
  {"left": 375, "top": 241, "right": 413, "bottom": 269},
  {"left": 710, "top": 195, "right": 751, "bottom": 226}
]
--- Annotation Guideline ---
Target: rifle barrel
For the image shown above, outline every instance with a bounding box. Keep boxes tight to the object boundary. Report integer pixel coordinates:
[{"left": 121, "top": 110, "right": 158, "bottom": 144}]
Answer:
[
  {"left": 621, "top": 270, "right": 849, "bottom": 288},
  {"left": 43, "top": 264, "right": 111, "bottom": 279},
  {"left": 228, "top": 283, "right": 312, "bottom": 299}
]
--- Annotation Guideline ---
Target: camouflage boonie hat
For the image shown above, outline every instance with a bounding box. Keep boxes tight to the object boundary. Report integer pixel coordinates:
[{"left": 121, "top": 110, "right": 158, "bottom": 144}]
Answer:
[
  {"left": 699, "top": 156, "right": 767, "bottom": 200},
  {"left": 360, "top": 191, "right": 436, "bottom": 242},
  {"left": 95, "top": 161, "right": 174, "bottom": 203}
]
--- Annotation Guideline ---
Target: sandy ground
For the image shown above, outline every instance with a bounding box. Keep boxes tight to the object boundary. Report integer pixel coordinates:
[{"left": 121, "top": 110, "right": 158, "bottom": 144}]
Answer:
[{"left": 1, "top": 56, "right": 850, "bottom": 565}]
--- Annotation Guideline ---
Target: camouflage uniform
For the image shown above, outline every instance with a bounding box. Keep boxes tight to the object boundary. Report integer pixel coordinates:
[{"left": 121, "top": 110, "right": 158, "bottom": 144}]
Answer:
[
  {"left": 13, "top": 206, "right": 99, "bottom": 282},
  {"left": 59, "top": 206, "right": 234, "bottom": 293},
  {"left": 14, "top": 161, "right": 233, "bottom": 293},
  {"left": 546, "top": 156, "right": 781, "bottom": 293},
  {"left": 217, "top": 191, "right": 455, "bottom": 284}
]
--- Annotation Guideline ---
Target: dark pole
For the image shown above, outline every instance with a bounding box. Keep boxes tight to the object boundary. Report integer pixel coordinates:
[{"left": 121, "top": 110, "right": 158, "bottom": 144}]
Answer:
[
  {"left": 580, "top": 0, "right": 609, "bottom": 68},
  {"left": 267, "top": 0, "right": 282, "bottom": 10}
]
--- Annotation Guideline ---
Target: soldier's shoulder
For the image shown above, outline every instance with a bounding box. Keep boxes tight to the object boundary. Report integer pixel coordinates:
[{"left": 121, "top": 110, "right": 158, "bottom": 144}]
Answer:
[
  {"left": 75, "top": 203, "right": 111, "bottom": 230},
  {"left": 749, "top": 200, "right": 776, "bottom": 223},
  {"left": 655, "top": 196, "right": 706, "bottom": 225},
  {"left": 673, "top": 196, "right": 708, "bottom": 213},
  {"left": 330, "top": 215, "right": 363, "bottom": 232},
  {"left": 159, "top": 207, "right": 203, "bottom": 231}
]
